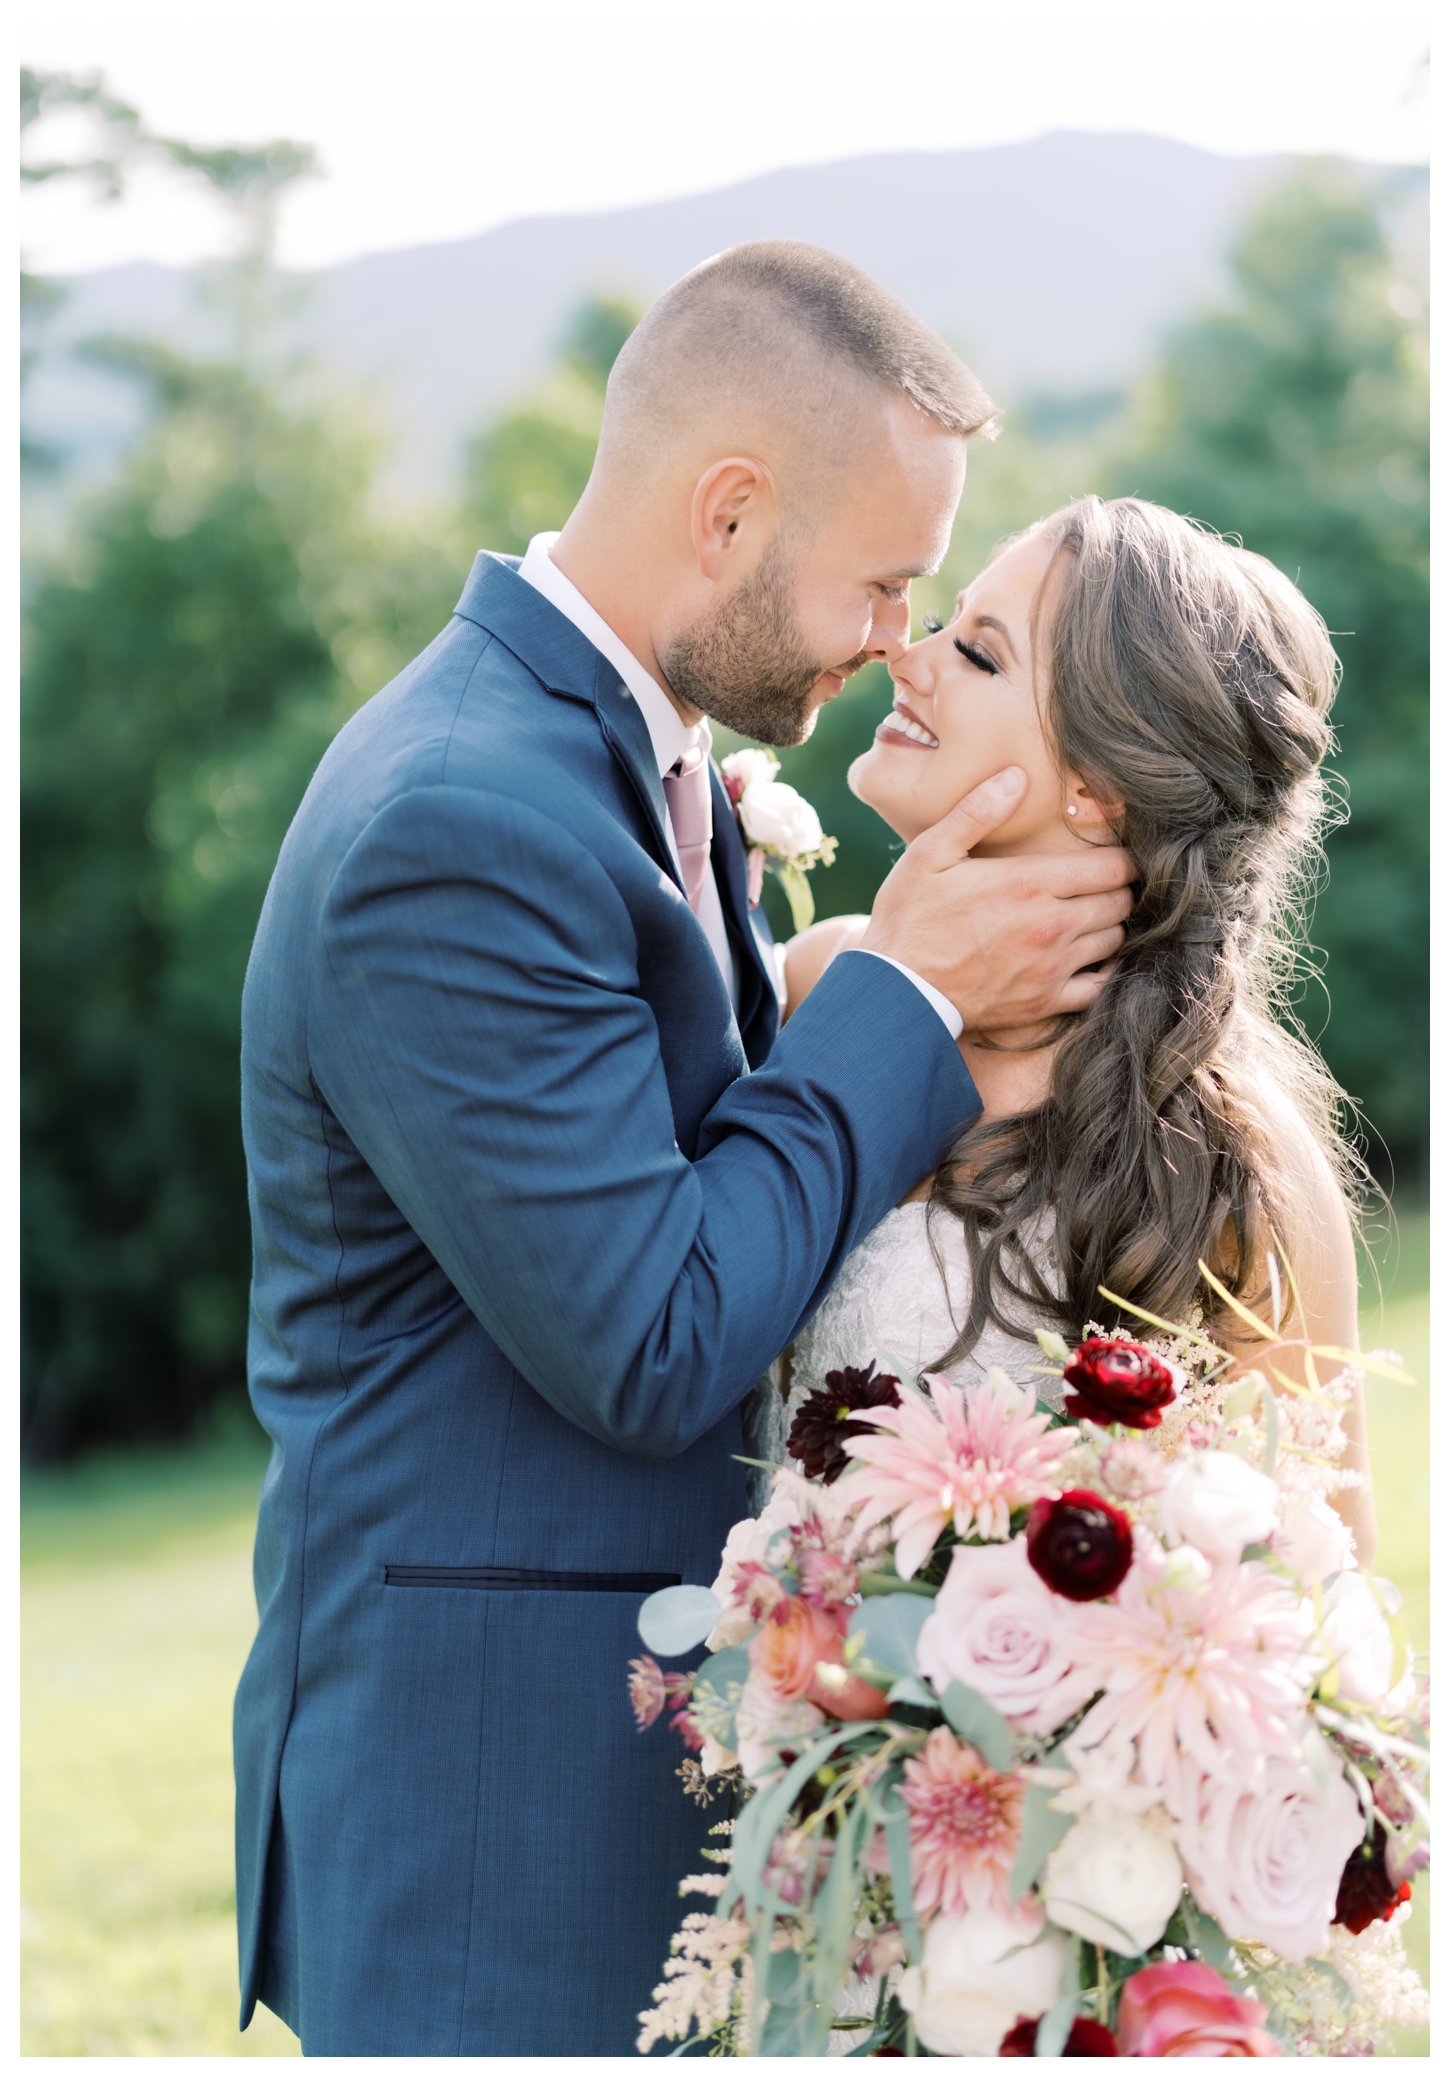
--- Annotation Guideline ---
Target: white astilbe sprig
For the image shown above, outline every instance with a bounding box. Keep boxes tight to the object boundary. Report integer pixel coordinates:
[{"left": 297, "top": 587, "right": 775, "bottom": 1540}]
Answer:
[
  {"left": 1238, "top": 1907, "right": 1428, "bottom": 2055},
  {"left": 635, "top": 1914, "right": 753, "bottom": 2054}
]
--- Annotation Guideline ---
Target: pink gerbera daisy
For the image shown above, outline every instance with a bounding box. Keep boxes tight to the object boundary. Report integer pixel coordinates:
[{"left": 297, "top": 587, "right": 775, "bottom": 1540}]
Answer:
[
  {"left": 842, "top": 1372, "right": 1078, "bottom": 1579},
  {"left": 902, "top": 1726, "right": 1026, "bottom": 1919}
]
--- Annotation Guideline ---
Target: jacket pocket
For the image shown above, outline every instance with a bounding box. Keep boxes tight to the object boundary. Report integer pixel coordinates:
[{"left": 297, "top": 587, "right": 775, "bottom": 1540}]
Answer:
[{"left": 383, "top": 1564, "right": 682, "bottom": 1591}]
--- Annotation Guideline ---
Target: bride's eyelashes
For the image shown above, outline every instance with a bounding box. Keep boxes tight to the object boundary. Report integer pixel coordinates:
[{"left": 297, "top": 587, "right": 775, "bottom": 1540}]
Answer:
[
  {"left": 920, "top": 612, "right": 1001, "bottom": 676},
  {"left": 953, "top": 637, "right": 1000, "bottom": 676}
]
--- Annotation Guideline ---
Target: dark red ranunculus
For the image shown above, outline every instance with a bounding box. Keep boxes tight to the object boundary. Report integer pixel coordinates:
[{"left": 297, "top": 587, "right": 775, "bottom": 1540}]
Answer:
[
  {"left": 1334, "top": 1820, "right": 1413, "bottom": 1935},
  {"left": 1062, "top": 1336, "right": 1177, "bottom": 1430},
  {"left": 999, "top": 2014, "right": 1118, "bottom": 2055},
  {"left": 787, "top": 1362, "right": 901, "bottom": 1484},
  {"left": 1026, "top": 1488, "right": 1135, "bottom": 1601}
]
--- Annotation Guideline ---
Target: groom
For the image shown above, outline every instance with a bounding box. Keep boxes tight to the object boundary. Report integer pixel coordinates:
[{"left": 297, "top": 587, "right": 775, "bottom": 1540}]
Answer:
[{"left": 234, "top": 241, "right": 1133, "bottom": 2055}]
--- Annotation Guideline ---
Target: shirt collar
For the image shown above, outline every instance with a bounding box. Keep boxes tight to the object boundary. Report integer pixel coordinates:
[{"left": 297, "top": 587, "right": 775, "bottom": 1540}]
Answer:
[{"left": 517, "top": 532, "right": 708, "bottom": 778}]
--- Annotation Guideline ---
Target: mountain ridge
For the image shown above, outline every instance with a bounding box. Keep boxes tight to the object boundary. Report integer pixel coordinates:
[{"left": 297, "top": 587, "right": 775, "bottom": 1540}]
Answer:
[{"left": 25, "top": 130, "right": 1420, "bottom": 499}]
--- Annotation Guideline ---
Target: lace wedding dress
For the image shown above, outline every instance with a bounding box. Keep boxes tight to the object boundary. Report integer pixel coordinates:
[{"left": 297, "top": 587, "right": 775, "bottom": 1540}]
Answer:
[{"left": 743, "top": 1201, "right": 1064, "bottom": 1511}]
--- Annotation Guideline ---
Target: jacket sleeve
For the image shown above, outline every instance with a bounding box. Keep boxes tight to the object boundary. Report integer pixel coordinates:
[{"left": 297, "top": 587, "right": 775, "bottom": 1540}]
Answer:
[{"left": 310, "top": 785, "right": 980, "bottom": 1459}]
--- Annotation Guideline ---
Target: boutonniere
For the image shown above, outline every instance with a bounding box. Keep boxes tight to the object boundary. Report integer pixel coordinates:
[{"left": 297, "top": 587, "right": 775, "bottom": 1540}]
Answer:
[{"left": 720, "top": 748, "right": 837, "bottom": 930}]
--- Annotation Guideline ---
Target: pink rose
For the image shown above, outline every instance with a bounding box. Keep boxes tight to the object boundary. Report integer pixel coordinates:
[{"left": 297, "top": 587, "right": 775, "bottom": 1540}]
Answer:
[
  {"left": 1173, "top": 1735, "right": 1365, "bottom": 1964},
  {"left": 1116, "top": 1960, "right": 1282, "bottom": 2055},
  {"left": 916, "top": 1538, "right": 1093, "bottom": 1735}
]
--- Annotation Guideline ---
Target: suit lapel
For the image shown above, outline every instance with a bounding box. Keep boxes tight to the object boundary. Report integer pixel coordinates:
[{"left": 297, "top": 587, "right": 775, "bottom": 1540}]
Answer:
[{"left": 454, "top": 551, "right": 682, "bottom": 893}]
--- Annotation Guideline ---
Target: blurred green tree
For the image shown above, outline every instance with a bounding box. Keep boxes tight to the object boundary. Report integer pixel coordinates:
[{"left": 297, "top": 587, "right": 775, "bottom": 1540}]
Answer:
[
  {"left": 21, "top": 84, "right": 459, "bottom": 1458},
  {"left": 20, "top": 347, "right": 458, "bottom": 1459},
  {"left": 1109, "top": 164, "right": 1429, "bottom": 1178},
  {"left": 461, "top": 293, "right": 643, "bottom": 551}
]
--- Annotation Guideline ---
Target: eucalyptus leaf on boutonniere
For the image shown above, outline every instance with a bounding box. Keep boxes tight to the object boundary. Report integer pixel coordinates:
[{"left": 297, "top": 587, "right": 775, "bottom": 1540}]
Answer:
[{"left": 719, "top": 748, "right": 837, "bottom": 931}]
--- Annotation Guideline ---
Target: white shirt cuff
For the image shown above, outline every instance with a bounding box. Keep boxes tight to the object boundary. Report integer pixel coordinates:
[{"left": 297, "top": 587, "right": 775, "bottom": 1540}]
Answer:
[{"left": 840, "top": 949, "right": 964, "bottom": 1041}]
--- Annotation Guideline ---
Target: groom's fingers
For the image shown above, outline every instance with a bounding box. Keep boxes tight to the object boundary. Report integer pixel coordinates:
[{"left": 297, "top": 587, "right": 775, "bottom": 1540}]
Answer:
[
  {"left": 1053, "top": 965, "right": 1119, "bottom": 1014},
  {"left": 860, "top": 774, "right": 1141, "bottom": 1030},
  {"left": 1068, "top": 926, "right": 1131, "bottom": 971},
  {"left": 911, "top": 766, "right": 1029, "bottom": 864}
]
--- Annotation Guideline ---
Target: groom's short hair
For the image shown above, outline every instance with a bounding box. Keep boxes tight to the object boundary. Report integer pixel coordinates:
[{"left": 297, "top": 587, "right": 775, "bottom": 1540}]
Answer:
[{"left": 601, "top": 240, "right": 997, "bottom": 477}]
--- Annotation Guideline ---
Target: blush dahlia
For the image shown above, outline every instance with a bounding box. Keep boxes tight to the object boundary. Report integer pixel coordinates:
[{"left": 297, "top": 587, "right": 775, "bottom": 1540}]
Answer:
[
  {"left": 1025, "top": 1489, "right": 1135, "bottom": 1601},
  {"left": 787, "top": 1362, "right": 901, "bottom": 1484},
  {"left": 1062, "top": 1336, "right": 1177, "bottom": 1430}
]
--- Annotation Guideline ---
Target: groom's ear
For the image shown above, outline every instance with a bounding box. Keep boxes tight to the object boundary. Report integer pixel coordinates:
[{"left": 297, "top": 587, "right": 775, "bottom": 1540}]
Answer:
[{"left": 690, "top": 457, "right": 778, "bottom": 579}]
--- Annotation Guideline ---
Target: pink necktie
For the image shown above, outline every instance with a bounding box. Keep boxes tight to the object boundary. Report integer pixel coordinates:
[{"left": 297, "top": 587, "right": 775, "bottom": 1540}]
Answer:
[{"left": 662, "top": 743, "right": 713, "bottom": 916}]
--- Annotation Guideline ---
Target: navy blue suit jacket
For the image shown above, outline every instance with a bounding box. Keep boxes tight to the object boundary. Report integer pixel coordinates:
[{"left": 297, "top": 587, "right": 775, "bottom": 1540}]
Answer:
[{"left": 234, "top": 553, "right": 980, "bottom": 2053}]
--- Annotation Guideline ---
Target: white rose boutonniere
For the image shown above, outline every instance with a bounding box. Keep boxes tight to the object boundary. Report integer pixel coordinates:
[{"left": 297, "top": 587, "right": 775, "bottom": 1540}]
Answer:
[{"left": 719, "top": 748, "right": 837, "bottom": 929}]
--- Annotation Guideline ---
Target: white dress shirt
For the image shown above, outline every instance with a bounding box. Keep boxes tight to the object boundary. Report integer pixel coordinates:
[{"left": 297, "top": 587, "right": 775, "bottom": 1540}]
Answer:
[{"left": 516, "top": 533, "right": 962, "bottom": 1042}]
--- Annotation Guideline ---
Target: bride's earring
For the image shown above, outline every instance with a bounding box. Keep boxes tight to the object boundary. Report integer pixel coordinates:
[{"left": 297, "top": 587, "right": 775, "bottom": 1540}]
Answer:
[{"left": 1067, "top": 804, "right": 1079, "bottom": 816}]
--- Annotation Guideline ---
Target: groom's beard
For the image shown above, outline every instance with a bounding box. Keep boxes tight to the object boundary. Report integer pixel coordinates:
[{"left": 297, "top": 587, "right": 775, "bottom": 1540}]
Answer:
[{"left": 661, "top": 538, "right": 867, "bottom": 747}]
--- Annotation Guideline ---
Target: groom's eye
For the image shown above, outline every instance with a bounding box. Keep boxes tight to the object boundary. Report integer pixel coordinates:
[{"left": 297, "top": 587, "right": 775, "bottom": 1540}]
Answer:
[{"left": 954, "top": 637, "right": 999, "bottom": 676}]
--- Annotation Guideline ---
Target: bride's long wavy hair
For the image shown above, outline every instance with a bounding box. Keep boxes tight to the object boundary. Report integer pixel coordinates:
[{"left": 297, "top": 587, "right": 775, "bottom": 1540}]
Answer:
[{"left": 930, "top": 494, "right": 1360, "bottom": 1361}]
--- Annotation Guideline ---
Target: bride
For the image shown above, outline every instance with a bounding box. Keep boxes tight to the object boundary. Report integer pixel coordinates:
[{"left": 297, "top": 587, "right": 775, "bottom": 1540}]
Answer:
[{"left": 761, "top": 494, "right": 1375, "bottom": 1560}]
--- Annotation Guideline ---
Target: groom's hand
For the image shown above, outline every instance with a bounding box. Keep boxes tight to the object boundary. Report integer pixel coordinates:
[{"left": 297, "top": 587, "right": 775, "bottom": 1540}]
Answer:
[{"left": 860, "top": 767, "right": 1135, "bottom": 1029}]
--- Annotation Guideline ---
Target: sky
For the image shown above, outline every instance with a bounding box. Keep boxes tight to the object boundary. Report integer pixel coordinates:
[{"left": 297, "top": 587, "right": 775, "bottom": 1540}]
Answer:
[{"left": 19, "top": 0, "right": 1432, "bottom": 276}]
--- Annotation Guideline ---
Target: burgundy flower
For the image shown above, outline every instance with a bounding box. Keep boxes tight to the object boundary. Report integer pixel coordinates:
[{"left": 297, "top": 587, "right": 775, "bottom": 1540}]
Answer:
[
  {"left": 999, "top": 2015, "right": 1118, "bottom": 2055},
  {"left": 1334, "top": 1820, "right": 1413, "bottom": 1935},
  {"left": 1062, "top": 1336, "right": 1177, "bottom": 1430},
  {"left": 1025, "top": 1488, "right": 1135, "bottom": 1601},
  {"left": 787, "top": 1362, "right": 901, "bottom": 1484}
]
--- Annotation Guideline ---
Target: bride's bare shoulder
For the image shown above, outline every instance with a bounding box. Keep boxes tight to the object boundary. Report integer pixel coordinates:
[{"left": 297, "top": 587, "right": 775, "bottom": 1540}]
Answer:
[
  {"left": 782, "top": 913, "right": 871, "bottom": 1019},
  {"left": 1246, "top": 1066, "right": 1358, "bottom": 1306}
]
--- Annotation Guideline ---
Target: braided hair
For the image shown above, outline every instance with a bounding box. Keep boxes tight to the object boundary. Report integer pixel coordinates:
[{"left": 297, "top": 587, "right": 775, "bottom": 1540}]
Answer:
[{"left": 930, "top": 495, "right": 1358, "bottom": 1359}]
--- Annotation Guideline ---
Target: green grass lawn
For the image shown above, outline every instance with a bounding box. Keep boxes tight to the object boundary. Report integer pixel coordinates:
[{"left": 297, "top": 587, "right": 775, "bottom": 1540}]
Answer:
[{"left": 21, "top": 1224, "right": 1431, "bottom": 2056}]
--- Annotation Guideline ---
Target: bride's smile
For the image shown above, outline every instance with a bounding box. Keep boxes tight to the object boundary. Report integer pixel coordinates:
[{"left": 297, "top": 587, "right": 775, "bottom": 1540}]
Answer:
[{"left": 848, "top": 530, "right": 1118, "bottom": 855}]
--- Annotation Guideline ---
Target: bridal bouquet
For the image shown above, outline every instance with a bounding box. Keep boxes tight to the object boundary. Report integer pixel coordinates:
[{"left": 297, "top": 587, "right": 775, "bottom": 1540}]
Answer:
[{"left": 627, "top": 1286, "right": 1429, "bottom": 2056}]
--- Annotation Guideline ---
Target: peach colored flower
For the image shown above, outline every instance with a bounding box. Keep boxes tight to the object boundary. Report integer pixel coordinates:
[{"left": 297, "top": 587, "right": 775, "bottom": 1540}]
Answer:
[
  {"left": 843, "top": 1372, "right": 1078, "bottom": 1579},
  {"left": 749, "top": 1594, "right": 844, "bottom": 1697},
  {"left": 1115, "top": 1960, "right": 1282, "bottom": 2055},
  {"left": 748, "top": 1595, "right": 888, "bottom": 1721},
  {"left": 902, "top": 1726, "right": 1026, "bottom": 1919}
]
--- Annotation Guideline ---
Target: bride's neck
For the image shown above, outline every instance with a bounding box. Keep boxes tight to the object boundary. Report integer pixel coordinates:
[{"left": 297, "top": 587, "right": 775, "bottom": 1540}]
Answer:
[{"left": 957, "top": 1023, "right": 1059, "bottom": 1121}]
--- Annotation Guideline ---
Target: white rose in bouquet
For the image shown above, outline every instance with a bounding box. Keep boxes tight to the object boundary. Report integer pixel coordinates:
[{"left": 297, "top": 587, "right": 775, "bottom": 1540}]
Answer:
[
  {"left": 916, "top": 1539, "right": 1093, "bottom": 1735},
  {"left": 733, "top": 1681, "right": 825, "bottom": 1787},
  {"left": 1319, "top": 1570, "right": 1399, "bottom": 1707},
  {"left": 1156, "top": 1449, "right": 1279, "bottom": 1561},
  {"left": 1041, "top": 1815, "right": 1184, "bottom": 1955},
  {"left": 897, "top": 1905, "right": 1065, "bottom": 2056},
  {"left": 1275, "top": 1490, "right": 1356, "bottom": 1587},
  {"left": 736, "top": 777, "right": 824, "bottom": 858},
  {"left": 705, "top": 1484, "right": 799, "bottom": 1648},
  {"left": 1174, "top": 1733, "right": 1365, "bottom": 1964}
]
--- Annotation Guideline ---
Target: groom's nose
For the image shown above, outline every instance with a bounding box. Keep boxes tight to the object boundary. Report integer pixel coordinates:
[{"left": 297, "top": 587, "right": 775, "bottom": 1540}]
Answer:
[{"left": 867, "top": 591, "right": 912, "bottom": 662}]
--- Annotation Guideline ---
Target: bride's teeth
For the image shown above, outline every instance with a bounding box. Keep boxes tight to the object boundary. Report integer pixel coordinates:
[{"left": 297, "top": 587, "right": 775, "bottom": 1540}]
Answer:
[{"left": 890, "top": 711, "right": 939, "bottom": 748}]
